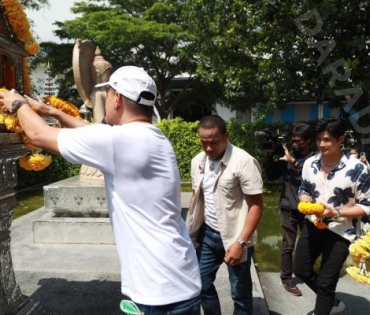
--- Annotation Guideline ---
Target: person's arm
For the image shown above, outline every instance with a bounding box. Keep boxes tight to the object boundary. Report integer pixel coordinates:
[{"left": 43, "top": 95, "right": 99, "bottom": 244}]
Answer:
[
  {"left": 24, "top": 95, "right": 89, "bottom": 128},
  {"left": 224, "top": 193, "right": 263, "bottom": 265},
  {"left": 317, "top": 204, "right": 367, "bottom": 219},
  {"left": 0, "top": 91, "right": 61, "bottom": 155},
  {"left": 279, "top": 143, "right": 299, "bottom": 168},
  {"left": 188, "top": 191, "right": 196, "bottom": 214}
]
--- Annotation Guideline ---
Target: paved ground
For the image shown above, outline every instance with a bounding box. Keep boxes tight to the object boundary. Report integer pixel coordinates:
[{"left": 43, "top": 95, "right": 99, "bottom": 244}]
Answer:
[{"left": 9, "top": 193, "right": 370, "bottom": 314}]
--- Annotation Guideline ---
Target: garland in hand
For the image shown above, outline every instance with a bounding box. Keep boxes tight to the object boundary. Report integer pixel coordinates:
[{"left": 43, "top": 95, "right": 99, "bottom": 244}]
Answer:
[{"left": 298, "top": 202, "right": 326, "bottom": 229}]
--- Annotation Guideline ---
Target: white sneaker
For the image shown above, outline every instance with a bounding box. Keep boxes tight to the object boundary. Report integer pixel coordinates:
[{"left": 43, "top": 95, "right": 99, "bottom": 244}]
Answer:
[{"left": 331, "top": 300, "right": 345, "bottom": 314}]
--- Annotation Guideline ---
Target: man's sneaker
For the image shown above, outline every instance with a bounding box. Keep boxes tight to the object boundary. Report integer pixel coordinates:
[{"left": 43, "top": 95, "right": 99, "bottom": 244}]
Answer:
[
  {"left": 331, "top": 299, "right": 345, "bottom": 314},
  {"left": 281, "top": 280, "right": 302, "bottom": 296}
]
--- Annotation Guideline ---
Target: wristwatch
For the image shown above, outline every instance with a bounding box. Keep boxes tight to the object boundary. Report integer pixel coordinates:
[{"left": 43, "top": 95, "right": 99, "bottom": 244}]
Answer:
[
  {"left": 237, "top": 237, "right": 247, "bottom": 249},
  {"left": 333, "top": 209, "right": 342, "bottom": 220},
  {"left": 11, "top": 99, "right": 29, "bottom": 113}
]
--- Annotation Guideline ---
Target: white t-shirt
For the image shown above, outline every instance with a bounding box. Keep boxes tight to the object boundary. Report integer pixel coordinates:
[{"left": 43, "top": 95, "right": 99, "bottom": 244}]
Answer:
[
  {"left": 58, "top": 122, "right": 201, "bottom": 305},
  {"left": 203, "top": 157, "right": 221, "bottom": 231}
]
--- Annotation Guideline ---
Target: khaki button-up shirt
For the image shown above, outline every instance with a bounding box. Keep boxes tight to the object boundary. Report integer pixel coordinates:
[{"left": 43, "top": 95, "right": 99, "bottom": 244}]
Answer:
[{"left": 186, "top": 143, "right": 263, "bottom": 262}]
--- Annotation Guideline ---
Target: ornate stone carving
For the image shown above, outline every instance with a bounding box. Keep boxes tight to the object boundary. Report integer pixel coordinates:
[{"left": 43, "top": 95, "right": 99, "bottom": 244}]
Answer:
[
  {"left": 0, "top": 133, "right": 51, "bottom": 315},
  {"left": 73, "top": 39, "right": 113, "bottom": 185}
]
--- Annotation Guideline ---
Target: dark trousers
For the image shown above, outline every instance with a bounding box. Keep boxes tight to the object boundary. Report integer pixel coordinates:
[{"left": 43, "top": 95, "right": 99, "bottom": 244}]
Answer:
[
  {"left": 280, "top": 209, "right": 305, "bottom": 282},
  {"left": 293, "top": 220, "right": 350, "bottom": 315}
]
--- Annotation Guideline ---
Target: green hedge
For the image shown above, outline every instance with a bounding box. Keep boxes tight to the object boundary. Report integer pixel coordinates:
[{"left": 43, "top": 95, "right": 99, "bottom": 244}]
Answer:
[
  {"left": 157, "top": 117, "right": 293, "bottom": 182},
  {"left": 17, "top": 155, "right": 80, "bottom": 191},
  {"left": 16, "top": 118, "right": 294, "bottom": 190}
]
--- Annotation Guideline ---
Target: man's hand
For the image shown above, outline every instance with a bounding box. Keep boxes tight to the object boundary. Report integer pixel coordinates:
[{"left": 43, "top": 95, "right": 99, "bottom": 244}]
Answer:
[
  {"left": 24, "top": 95, "right": 56, "bottom": 117},
  {"left": 224, "top": 243, "right": 244, "bottom": 266},
  {"left": 0, "top": 89, "right": 28, "bottom": 112},
  {"left": 279, "top": 143, "right": 294, "bottom": 163}
]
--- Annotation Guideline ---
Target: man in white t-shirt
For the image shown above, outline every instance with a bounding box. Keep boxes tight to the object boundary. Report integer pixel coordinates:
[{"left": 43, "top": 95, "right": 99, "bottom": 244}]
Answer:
[
  {"left": 187, "top": 115, "right": 264, "bottom": 315},
  {"left": 0, "top": 66, "right": 201, "bottom": 315}
]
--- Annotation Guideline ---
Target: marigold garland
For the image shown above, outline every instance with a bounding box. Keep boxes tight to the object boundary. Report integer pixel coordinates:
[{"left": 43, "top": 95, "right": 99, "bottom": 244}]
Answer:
[
  {"left": 297, "top": 202, "right": 325, "bottom": 215},
  {"left": 0, "top": 89, "right": 81, "bottom": 171},
  {"left": 349, "top": 233, "right": 370, "bottom": 260},
  {"left": 346, "top": 266, "right": 370, "bottom": 285},
  {"left": 44, "top": 96, "right": 81, "bottom": 118},
  {"left": 1, "top": 0, "right": 40, "bottom": 55},
  {"left": 22, "top": 57, "right": 31, "bottom": 94},
  {"left": 347, "top": 230, "right": 370, "bottom": 285}
]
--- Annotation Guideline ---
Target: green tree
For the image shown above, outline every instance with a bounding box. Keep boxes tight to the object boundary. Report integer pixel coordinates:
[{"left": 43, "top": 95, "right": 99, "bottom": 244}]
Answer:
[
  {"left": 46, "top": 0, "right": 218, "bottom": 119},
  {"left": 186, "top": 1, "right": 370, "bottom": 147}
]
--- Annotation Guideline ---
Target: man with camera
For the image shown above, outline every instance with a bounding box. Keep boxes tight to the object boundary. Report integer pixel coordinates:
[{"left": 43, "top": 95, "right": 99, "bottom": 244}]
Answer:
[{"left": 263, "top": 123, "right": 314, "bottom": 296}]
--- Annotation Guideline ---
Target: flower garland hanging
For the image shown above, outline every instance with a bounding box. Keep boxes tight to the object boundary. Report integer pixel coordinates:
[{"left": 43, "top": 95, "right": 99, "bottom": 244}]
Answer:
[
  {"left": 346, "top": 230, "right": 370, "bottom": 285},
  {"left": 44, "top": 96, "right": 81, "bottom": 118},
  {"left": 1, "top": 0, "right": 40, "bottom": 55},
  {"left": 0, "top": 88, "right": 81, "bottom": 171}
]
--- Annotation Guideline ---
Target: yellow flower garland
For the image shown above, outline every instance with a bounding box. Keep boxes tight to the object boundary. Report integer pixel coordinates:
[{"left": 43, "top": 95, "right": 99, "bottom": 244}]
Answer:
[
  {"left": 297, "top": 202, "right": 326, "bottom": 229},
  {"left": 297, "top": 202, "right": 324, "bottom": 215},
  {"left": 347, "top": 230, "right": 370, "bottom": 285},
  {"left": 44, "top": 96, "right": 81, "bottom": 118},
  {"left": 0, "top": 89, "right": 81, "bottom": 171},
  {"left": 349, "top": 233, "right": 370, "bottom": 260},
  {"left": 346, "top": 266, "right": 370, "bottom": 285}
]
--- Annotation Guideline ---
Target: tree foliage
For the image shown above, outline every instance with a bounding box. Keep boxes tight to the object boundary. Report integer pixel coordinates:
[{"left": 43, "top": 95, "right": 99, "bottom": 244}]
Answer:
[
  {"left": 21, "top": 0, "right": 49, "bottom": 10},
  {"left": 49, "top": 0, "right": 219, "bottom": 119},
  {"left": 186, "top": 1, "right": 370, "bottom": 128}
]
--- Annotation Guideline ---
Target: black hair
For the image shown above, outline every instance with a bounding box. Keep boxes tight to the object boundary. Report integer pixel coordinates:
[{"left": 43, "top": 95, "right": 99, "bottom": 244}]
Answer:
[
  {"left": 290, "top": 123, "right": 313, "bottom": 141},
  {"left": 315, "top": 118, "right": 346, "bottom": 139},
  {"left": 198, "top": 115, "right": 227, "bottom": 135}
]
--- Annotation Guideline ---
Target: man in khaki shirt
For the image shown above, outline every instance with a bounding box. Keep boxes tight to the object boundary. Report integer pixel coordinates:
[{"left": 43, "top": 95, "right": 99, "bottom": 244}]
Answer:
[{"left": 187, "top": 115, "right": 263, "bottom": 315}]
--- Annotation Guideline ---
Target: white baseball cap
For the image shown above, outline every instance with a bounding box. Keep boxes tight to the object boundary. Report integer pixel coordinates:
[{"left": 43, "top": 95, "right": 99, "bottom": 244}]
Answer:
[{"left": 95, "top": 66, "right": 157, "bottom": 106}]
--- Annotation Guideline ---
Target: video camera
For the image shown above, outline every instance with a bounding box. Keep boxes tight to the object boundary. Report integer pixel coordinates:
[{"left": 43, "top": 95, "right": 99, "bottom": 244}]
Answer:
[{"left": 254, "top": 129, "right": 288, "bottom": 155}]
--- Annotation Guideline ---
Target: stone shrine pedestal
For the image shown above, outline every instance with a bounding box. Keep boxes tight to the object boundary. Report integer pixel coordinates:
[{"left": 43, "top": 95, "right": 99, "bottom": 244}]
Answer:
[{"left": 33, "top": 176, "right": 114, "bottom": 245}]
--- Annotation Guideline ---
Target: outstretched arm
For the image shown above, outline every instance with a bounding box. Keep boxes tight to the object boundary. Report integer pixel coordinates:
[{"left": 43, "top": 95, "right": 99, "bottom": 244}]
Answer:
[
  {"left": 24, "top": 95, "right": 89, "bottom": 128},
  {"left": 0, "top": 91, "right": 60, "bottom": 155}
]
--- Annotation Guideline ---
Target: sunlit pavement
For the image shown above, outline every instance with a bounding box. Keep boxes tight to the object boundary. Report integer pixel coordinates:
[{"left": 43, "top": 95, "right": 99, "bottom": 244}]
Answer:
[{"left": 9, "top": 193, "right": 369, "bottom": 315}]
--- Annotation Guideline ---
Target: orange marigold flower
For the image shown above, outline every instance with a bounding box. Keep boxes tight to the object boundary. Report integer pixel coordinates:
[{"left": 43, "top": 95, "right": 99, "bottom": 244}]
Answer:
[
  {"left": 28, "top": 154, "right": 52, "bottom": 171},
  {"left": 45, "top": 96, "right": 80, "bottom": 118},
  {"left": 19, "top": 156, "right": 33, "bottom": 171},
  {"left": 4, "top": 115, "right": 22, "bottom": 133},
  {"left": 313, "top": 219, "right": 327, "bottom": 230}
]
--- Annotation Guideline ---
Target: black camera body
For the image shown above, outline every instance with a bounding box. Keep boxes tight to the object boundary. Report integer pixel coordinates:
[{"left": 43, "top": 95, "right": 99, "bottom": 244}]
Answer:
[{"left": 254, "top": 129, "right": 288, "bottom": 155}]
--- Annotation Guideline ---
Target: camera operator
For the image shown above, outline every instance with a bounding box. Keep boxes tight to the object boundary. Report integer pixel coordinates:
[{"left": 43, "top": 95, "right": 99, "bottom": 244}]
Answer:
[{"left": 263, "top": 123, "right": 314, "bottom": 297}]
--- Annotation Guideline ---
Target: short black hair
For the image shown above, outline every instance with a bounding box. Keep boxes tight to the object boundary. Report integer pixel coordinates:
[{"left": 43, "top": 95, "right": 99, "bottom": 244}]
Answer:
[
  {"left": 315, "top": 118, "right": 346, "bottom": 139},
  {"left": 290, "top": 123, "right": 313, "bottom": 141},
  {"left": 198, "top": 115, "right": 227, "bottom": 135}
]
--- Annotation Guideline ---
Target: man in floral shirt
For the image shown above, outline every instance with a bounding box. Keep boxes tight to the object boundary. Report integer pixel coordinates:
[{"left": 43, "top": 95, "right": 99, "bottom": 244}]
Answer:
[{"left": 294, "top": 118, "right": 370, "bottom": 315}]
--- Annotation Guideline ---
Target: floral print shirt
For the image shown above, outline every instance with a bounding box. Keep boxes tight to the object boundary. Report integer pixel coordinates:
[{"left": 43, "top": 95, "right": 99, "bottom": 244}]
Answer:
[{"left": 298, "top": 152, "right": 370, "bottom": 242}]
